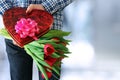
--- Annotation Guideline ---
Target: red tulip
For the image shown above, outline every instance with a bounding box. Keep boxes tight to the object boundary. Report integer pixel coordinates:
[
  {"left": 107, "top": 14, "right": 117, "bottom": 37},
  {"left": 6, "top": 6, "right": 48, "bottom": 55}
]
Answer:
[
  {"left": 45, "top": 56, "right": 57, "bottom": 66},
  {"left": 51, "top": 37, "right": 60, "bottom": 42},
  {"left": 44, "top": 44, "right": 55, "bottom": 56},
  {"left": 41, "top": 70, "right": 52, "bottom": 79}
]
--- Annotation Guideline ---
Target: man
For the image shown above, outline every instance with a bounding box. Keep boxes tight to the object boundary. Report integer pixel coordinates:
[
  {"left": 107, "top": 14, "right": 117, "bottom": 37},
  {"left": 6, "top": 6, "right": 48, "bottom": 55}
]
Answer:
[{"left": 0, "top": 0, "right": 73, "bottom": 80}]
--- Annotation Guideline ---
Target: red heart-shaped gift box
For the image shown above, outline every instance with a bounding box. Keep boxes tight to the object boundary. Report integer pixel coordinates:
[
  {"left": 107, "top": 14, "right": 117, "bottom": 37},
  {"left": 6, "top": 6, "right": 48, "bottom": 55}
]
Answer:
[{"left": 3, "top": 7, "right": 53, "bottom": 47}]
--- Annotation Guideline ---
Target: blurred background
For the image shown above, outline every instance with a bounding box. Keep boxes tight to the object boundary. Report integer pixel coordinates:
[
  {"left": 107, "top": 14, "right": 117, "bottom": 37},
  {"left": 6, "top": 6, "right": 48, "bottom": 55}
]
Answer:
[{"left": 1, "top": 0, "right": 120, "bottom": 80}]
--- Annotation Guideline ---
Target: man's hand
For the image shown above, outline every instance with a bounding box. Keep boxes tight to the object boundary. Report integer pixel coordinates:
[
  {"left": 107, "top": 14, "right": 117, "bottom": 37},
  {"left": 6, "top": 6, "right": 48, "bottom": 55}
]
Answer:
[
  {"left": 26, "top": 4, "right": 45, "bottom": 13},
  {"left": 12, "top": 40, "right": 23, "bottom": 48}
]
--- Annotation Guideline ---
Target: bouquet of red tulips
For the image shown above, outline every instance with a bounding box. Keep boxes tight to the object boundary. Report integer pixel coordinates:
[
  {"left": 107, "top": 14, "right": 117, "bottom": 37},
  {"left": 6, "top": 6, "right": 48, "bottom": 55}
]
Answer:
[{"left": 0, "top": 28, "right": 71, "bottom": 80}]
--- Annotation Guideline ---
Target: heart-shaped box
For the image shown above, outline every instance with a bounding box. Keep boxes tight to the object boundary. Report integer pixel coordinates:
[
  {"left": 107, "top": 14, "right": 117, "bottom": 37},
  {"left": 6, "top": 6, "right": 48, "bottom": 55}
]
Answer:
[{"left": 3, "top": 7, "right": 53, "bottom": 47}]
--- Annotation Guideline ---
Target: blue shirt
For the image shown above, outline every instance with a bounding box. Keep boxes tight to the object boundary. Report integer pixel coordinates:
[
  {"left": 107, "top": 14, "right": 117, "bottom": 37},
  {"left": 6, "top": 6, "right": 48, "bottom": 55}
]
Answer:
[{"left": 0, "top": 0, "right": 73, "bottom": 30}]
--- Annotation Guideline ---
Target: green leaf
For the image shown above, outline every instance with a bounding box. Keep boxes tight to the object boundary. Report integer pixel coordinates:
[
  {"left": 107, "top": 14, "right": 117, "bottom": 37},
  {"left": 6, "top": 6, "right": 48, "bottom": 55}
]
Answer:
[
  {"left": 24, "top": 45, "right": 51, "bottom": 68},
  {"left": 46, "top": 68, "right": 52, "bottom": 72},
  {"left": 27, "top": 45, "right": 43, "bottom": 54},
  {"left": 35, "top": 60, "right": 48, "bottom": 80},
  {"left": 24, "top": 46, "right": 33, "bottom": 57},
  {"left": 61, "top": 54, "right": 69, "bottom": 58},
  {"left": 54, "top": 61, "right": 61, "bottom": 66},
  {"left": 51, "top": 52, "right": 61, "bottom": 58},
  {"left": 36, "top": 58, "right": 51, "bottom": 68},
  {"left": 28, "top": 41, "right": 44, "bottom": 48},
  {"left": 57, "top": 37, "right": 71, "bottom": 43},
  {"left": 33, "top": 51, "right": 44, "bottom": 60},
  {"left": 55, "top": 52, "right": 69, "bottom": 58},
  {"left": 46, "top": 42, "right": 68, "bottom": 51},
  {"left": 36, "top": 40, "right": 58, "bottom": 44},
  {"left": 41, "top": 30, "right": 71, "bottom": 39},
  {"left": 26, "top": 45, "right": 44, "bottom": 60},
  {"left": 56, "top": 49, "right": 71, "bottom": 54},
  {"left": 0, "top": 28, "right": 12, "bottom": 39},
  {"left": 52, "top": 66, "right": 60, "bottom": 75}
]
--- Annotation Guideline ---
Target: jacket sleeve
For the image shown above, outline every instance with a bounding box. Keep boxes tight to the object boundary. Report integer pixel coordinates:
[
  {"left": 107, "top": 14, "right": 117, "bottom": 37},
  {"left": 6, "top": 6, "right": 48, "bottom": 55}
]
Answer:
[
  {"left": 41, "top": 0, "right": 73, "bottom": 14},
  {"left": 0, "top": 1, "right": 12, "bottom": 15}
]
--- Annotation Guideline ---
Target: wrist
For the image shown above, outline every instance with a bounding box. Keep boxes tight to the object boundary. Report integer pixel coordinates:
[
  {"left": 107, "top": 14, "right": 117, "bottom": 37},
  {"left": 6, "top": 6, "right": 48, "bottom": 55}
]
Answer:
[{"left": 35, "top": 4, "right": 45, "bottom": 11}]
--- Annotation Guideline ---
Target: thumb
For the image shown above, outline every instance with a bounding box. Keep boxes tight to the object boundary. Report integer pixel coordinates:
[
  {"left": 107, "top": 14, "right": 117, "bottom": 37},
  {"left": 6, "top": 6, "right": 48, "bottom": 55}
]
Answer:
[{"left": 13, "top": 40, "right": 23, "bottom": 48}]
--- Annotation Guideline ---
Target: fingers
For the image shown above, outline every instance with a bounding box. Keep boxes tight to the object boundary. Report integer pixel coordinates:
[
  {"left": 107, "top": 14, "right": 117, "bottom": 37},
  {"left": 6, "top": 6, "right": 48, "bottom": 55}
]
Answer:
[
  {"left": 26, "top": 4, "right": 45, "bottom": 14},
  {"left": 26, "top": 4, "right": 33, "bottom": 13}
]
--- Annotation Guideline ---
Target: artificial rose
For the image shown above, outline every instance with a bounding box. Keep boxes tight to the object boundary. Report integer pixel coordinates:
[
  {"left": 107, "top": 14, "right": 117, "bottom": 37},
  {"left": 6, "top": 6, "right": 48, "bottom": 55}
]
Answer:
[{"left": 44, "top": 44, "right": 55, "bottom": 56}]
